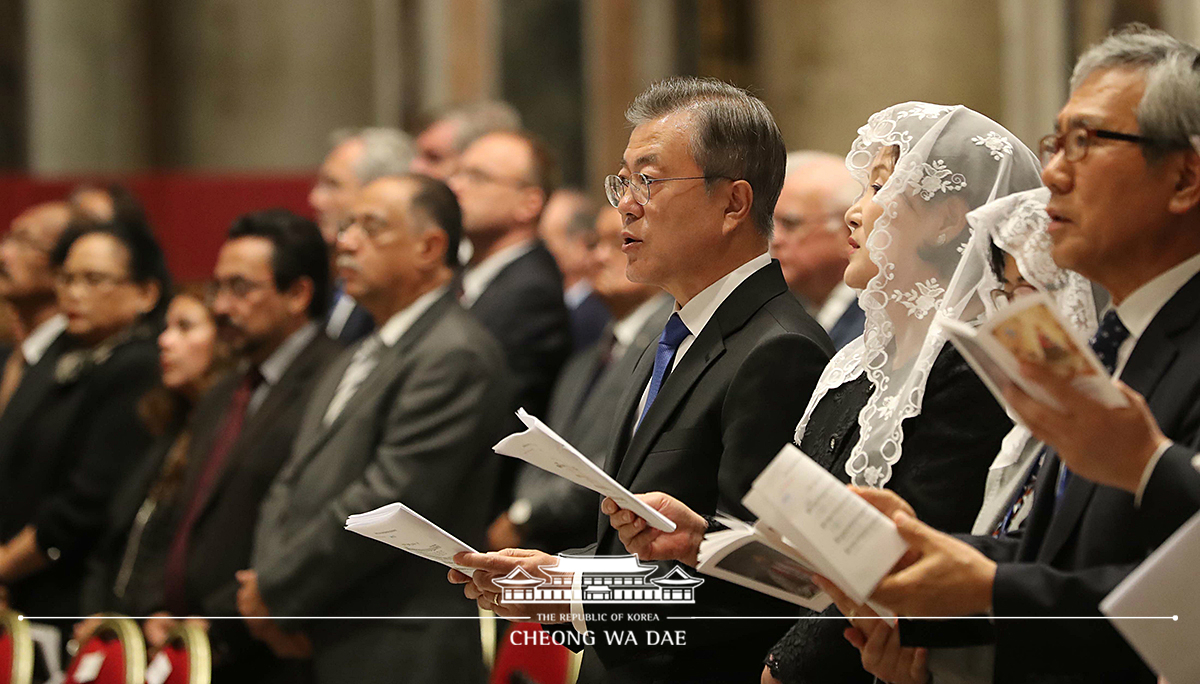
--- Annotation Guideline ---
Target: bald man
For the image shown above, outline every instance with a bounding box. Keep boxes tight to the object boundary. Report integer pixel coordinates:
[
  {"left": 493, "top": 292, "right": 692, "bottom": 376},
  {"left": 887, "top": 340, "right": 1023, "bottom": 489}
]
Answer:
[{"left": 771, "top": 151, "right": 863, "bottom": 349}]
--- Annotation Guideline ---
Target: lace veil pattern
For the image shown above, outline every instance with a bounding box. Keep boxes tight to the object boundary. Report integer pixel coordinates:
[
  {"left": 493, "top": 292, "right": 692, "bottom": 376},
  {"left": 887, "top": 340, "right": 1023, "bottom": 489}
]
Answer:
[{"left": 795, "top": 102, "right": 1043, "bottom": 487}]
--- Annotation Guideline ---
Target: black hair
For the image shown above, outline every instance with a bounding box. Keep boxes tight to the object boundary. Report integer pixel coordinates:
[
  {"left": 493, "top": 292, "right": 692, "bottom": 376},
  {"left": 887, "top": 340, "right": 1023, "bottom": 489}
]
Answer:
[
  {"left": 226, "top": 209, "right": 331, "bottom": 320},
  {"left": 404, "top": 174, "right": 464, "bottom": 268},
  {"left": 988, "top": 240, "right": 1008, "bottom": 282},
  {"left": 51, "top": 214, "right": 173, "bottom": 323}
]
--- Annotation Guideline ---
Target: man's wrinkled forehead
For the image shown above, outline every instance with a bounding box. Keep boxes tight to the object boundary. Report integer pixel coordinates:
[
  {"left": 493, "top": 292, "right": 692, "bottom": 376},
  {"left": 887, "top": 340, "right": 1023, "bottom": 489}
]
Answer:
[
  {"left": 1054, "top": 67, "right": 1146, "bottom": 132},
  {"left": 621, "top": 111, "right": 698, "bottom": 171}
]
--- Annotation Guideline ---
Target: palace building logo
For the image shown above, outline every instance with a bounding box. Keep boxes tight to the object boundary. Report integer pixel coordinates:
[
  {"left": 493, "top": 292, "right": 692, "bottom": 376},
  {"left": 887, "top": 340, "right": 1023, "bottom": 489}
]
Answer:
[{"left": 494, "top": 554, "right": 704, "bottom": 605}]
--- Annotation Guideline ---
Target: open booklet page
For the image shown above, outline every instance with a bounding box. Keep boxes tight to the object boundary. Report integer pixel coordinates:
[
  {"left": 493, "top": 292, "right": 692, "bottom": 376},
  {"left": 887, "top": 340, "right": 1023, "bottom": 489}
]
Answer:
[
  {"left": 696, "top": 444, "right": 907, "bottom": 611},
  {"left": 697, "top": 515, "right": 833, "bottom": 610},
  {"left": 1101, "top": 510, "right": 1200, "bottom": 684},
  {"left": 345, "top": 502, "right": 478, "bottom": 575},
  {"left": 492, "top": 408, "right": 677, "bottom": 532},
  {"left": 941, "top": 292, "right": 1126, "bottom": 411}
]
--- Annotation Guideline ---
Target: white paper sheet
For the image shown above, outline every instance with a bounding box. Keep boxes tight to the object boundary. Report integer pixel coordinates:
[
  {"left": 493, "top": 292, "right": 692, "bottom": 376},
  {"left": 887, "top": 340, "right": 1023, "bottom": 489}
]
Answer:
[
  {"left": 1101, "top": 510, "right": 1200, "bottom": 683},
  {"left": 493, "top": 408, "right": 677, "bottom": 532},
  {"left": 346, "top": 502, "right": 478, "bottom": 574}
]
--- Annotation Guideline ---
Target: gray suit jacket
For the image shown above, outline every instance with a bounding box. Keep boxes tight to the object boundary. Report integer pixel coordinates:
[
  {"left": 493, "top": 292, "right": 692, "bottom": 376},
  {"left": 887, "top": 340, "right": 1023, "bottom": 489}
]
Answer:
[
  {"left": 514, "top": 294, "right": 674, "bottom": 552},
  {"left": 252, "top": 290, "right": 511, "bottom": 683}
]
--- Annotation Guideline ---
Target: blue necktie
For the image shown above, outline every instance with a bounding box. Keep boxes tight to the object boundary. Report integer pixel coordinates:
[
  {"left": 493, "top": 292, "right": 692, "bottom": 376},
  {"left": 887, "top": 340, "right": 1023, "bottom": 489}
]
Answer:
[
  {"left": 1056, "top": 310, "right": 1131, "bottom": 503},
  {"left": 639, "top": 313, "right": 691, "bottom": 425}
]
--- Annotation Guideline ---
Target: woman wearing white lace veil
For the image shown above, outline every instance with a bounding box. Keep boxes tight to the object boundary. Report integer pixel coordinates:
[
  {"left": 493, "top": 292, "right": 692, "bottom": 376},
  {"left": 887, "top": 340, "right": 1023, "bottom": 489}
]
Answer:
[
  {"left": 957, "top": 187, "right": 1104, "bottom": 537},
  {"left": 763, "top": 102, "right": 1043, "bottom": 684}
]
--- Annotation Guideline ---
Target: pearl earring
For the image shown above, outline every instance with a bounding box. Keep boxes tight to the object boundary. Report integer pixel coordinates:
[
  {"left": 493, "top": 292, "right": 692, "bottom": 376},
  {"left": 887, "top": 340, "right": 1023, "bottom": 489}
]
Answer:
[{"left": 936, "top": 234, "right": 947, "bottom": 245}]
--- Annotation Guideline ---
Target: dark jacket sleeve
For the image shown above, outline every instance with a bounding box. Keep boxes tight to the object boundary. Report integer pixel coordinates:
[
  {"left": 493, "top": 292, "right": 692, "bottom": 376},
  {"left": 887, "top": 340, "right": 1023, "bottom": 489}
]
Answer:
[
  {"left": 33, "top": 342, "right": 160, "bottom": 562},
  {"left": 1137, "top": 443, "right": 1200, "bottom": 550}
]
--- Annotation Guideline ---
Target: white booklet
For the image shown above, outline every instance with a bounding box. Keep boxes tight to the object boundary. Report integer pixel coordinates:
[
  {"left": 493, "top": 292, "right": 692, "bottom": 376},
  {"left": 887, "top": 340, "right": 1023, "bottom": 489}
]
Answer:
[
  {"left": 697, "top": 515, "right": 832, "bottom": 611},
  {"left": 345, "top": 502, "right": 478, "bottom": 575},
  {"left": 1101, "top": 510, "right": 1200, "bottom": 684},
  {"left": 698, "top": 444, "right": 908, "bottom": 611},
  {"left": 493, "top": 408, "right": 677, "bottom": 532},
  {"left": 940, "top": 292, "right": 1127, "bottom": 411}
]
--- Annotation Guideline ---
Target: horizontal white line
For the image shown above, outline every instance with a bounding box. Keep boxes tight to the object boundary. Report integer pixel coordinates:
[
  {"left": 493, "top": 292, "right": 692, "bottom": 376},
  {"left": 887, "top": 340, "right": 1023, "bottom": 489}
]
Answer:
[
  {"left": 666, "top": 615, "right": 1180, "bottom": 621},
  {"left": 15, "top": 615, "right": 1179, "bottom": 621},
  {"left": 16, "top": 615, "right": 531, "bottom": 621}
]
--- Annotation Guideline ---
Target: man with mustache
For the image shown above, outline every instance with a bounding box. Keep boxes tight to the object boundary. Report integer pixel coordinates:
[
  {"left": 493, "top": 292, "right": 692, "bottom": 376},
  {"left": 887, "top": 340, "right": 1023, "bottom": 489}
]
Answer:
[
  {"left": 245, "top": 174, "right": 511, "bottom": 684},
  {"left": 149, "top": 209, "right": 339, "bottom": 682}
]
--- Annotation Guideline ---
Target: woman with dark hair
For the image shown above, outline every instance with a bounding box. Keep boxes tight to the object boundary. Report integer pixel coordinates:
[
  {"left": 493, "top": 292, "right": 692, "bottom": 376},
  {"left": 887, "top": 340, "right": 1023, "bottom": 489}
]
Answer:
[{"left": 0, "top": 217, "right": 170, "bottom": 624}]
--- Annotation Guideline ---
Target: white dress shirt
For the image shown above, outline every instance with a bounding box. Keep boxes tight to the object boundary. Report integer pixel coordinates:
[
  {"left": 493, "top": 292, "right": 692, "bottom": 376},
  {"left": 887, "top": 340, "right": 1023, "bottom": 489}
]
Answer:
[
  {"left": 1109, "top": 250, "right": 1200, "bottom": 505},
  {"left": 250, "top": 322, "right": 319, "bottom": 414},
  {"left": 610, "top": 293, "right": 672, "bottom": 361},
  {"left": 21, "top": 314, "right": 67, "bottom": 365},
  {"left": 815, "top": 282, "right": 858, "bottom": 332}
]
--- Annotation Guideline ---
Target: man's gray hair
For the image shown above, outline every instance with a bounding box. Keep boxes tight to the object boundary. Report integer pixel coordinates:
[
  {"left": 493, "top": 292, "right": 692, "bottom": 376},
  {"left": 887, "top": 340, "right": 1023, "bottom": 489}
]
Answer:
[
  {"left": 785, "top": 151, "right": 860, "bottom": 210},
  {"left": 1071, "top": 24, "right": 1200, "bottom": 161},
  {"left": 437, "top": 101, "right": 522, "bottom": 152},
  {"left": 331, "top": 127, "right": 416, "bottom": 184},
  {"left": 625, "top": 76, "right": 786, "bottom": 239}
]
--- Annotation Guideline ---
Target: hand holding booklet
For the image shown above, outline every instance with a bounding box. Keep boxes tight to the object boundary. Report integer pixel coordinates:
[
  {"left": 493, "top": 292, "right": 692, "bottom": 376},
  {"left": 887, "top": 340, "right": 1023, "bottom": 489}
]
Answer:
[
  {"left": 697, "top": 444, "right": 908, "bottom": 612},
  {"left": 492, "top": 408, "right": 676, "bottom": 533},
  {"left": 345, "top": 502, "right": 478, "bottom": 575},
  {"left": 940, "top": 292, "right": 1127, "bottom": 411}
]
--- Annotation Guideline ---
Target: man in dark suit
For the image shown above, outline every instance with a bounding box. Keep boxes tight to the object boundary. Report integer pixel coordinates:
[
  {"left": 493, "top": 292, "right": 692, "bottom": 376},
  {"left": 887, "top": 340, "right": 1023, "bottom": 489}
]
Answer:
[
  {"left": 310, "top": 128, "right": 416, "bottom": 344},
  {"left": 449, "top": 129, "right": 572, "bottom": 419},
  {"left": 541, "top": 188, "right": 611, "bottom": 351},
  {"left": 834, "top": 26, "right": 1200, "bottom": 684},
  {"left": 150, "top": 210, "right": 339, "bottom": 680},
  {"left": 453, "top": 76, "right": 834, "bottom": 682},
  {"left": 493, "top": 206, "right": 672, "bottom": 554},
  {"left": 241, "top": 174, "right": 511, "bottom": 684},
  {"left": 771, "top": 151, "right": 863, "bottom": 350}
]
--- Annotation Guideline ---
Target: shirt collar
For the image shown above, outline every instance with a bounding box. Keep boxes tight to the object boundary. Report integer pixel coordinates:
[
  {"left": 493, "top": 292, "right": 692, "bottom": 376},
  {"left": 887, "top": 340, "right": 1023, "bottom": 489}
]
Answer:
[
  {"left": 1115, "top": 249, "right": 1200, "bottom": 340},
  {"left": 460, "top": 239, "right": 537, "bottom": 307},
  {"left": 377, "top": 285, "right": 449, "bottom": 348},
  {"left": 674, "top": 252, "right": 772, "bottom": 339},
  {"left": 258, "top": 322, "right": 319, "bottom": 387},
  {"left": 612, "top": 293, "right": 671, "bottom": 349},
  {"left": 564, "top": 280, "right": 593, "bottom": 310},
  {"left": 21, "top": 314, "right": 67, "bottom": 365},
  {"left": 815, "top": 282, "right": 858, "bottom": 330}
]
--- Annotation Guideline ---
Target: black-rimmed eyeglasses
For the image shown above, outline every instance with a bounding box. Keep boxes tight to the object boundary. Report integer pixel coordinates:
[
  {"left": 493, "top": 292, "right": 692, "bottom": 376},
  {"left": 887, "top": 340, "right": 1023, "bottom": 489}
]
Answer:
[{"left": 1038, "top": 127, "right": 1164, "bottom": 166}]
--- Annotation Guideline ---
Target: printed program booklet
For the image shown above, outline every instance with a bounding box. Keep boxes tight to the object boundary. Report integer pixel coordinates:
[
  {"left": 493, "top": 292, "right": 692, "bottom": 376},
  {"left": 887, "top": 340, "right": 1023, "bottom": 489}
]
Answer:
[{"left": 940, "top": 292, "right": 1127, "bottom": 411}]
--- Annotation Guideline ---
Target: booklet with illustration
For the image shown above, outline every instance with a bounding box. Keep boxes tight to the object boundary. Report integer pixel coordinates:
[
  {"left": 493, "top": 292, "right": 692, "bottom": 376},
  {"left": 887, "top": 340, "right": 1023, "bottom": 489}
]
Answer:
[
  {"left": 940, "top": 292, "right": 1127, "bottom": 411},
  {"left": 697, "top": 444, "right": 908, "bottom": 613}
]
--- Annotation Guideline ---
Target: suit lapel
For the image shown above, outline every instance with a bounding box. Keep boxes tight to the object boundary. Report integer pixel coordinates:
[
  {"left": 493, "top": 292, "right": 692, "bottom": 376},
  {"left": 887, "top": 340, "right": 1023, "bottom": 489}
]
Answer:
[
  {"left": 0, "top": 335, "right": 68, "bottom": 464},
  {"left": 1032, "top": 270, "right": 1200, "bottom": 561},
  {"left": 605, "top": 342, "right": 656, "bottom": 479}
]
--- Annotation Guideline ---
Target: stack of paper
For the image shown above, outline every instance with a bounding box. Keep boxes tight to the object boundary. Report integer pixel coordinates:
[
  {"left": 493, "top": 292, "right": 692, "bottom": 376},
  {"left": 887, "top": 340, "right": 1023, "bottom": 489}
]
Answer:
[
  {"left": 345, "top": 502, "right": 478, "bottom": 574},
  {"left": 698, "top": 444, "right": 908, "bottom": 611},
  {"left": 493, "top": 408, "right": 677, "bottom": 533},
  {"left": 1101, "top": 510, "right": 1200, "bottom": 683}
]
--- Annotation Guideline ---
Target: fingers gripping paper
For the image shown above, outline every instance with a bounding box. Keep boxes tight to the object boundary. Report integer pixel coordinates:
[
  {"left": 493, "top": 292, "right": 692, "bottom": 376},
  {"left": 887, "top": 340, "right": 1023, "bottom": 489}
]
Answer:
[{"left": 493, "top": 409, "right": 677, "bottom": 533}]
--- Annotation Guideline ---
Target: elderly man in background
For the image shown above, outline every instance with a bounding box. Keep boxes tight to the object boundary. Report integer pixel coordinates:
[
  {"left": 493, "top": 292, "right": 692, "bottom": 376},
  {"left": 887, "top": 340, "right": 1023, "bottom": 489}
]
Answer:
[
  {"left": 492, "top": 206, "right": 672, "bottom": 553},
  {"left": 309, "top": 127, "right": 415, "bottom": 343},
  {"left": 771, "top": 151, "right": 862, "bottom": 349},
  {"left": 410, "top": 100, "right": 521, "bottom": 181},
  {"left": 540, "top": 188, "right": 610, "bottom": 350}
]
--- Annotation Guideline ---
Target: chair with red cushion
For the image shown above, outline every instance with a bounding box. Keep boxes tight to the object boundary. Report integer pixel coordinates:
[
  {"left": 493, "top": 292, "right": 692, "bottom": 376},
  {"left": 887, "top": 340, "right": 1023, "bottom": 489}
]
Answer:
[
  {"left": 0, "top": 610, "right": 33, "bottom": 684},
  {"left": 489, "top": 622, "right": 580, "bottom": 684},
  {"left": 63, "top": 617, "right": 144, "bottom": 684},
  {"left": 145, "top": 622, "right": 210, "bottom": 684}
]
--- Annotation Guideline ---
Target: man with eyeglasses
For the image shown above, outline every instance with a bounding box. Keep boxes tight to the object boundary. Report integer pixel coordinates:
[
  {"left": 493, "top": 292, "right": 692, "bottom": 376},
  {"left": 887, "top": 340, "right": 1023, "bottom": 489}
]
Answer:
[
  {"left": 247, "top": 174, "right": 509, "bottom": 684},
  {"left": 149, "top": 209, "right": 339, "bottom": 682},
  {"left": 0, "top": 202, "right": 71, "bottom": 418},
  {"left": 827, "top": 25, "right": 1200, "bottom": 684},
  {"left": 771, "top": 151, "right": 863, "bottom": 349},
  {"left": 451, "top": 76, "right": 834, "bottom": 683}
]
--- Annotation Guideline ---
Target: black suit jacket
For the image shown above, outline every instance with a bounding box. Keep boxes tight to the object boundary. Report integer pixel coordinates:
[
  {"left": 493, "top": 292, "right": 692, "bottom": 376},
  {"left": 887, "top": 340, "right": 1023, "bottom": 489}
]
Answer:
[
  {"left": 0, "top": 329, "right": 159, "bottom": 616},
  {"left": 175, "top": 331, "right": 338, "bottom": 680},
  {"left": 975, "top": 270, "right": 1200, "bottom": 683},
  {"left": 325, "top": 288, "right": 374, "bottom": 345},
  {"left": 569, "top": 289, "right": 612, "bottom": 352},
  {"left": 585, "top": 261, "right": 834, "bottom": 682},
  {"left": 767, "top": 344, "right": 1012, "bottom": 684},
  {"left": 468, "top": 241, "right": 572, "bottom": 418}
]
